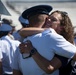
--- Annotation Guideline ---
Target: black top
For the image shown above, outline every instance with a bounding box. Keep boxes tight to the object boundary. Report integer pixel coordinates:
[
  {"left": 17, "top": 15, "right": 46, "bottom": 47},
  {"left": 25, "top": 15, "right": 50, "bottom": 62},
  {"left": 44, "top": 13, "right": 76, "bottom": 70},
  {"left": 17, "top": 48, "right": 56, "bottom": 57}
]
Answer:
[{"left": 55, "top": 54, "right": 73, "bottom": 75}]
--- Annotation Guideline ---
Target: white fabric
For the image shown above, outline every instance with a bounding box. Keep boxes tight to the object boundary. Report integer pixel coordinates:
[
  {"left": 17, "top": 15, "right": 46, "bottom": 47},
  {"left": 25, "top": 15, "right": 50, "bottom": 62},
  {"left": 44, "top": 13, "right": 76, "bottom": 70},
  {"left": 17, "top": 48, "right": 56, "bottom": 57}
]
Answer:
[
  {"left": 0, "top": 35, "right": 20, "bottom": 74},
  {"left": 0, "top": 51, "right": 2, "bottom": 60},
  {"left": 0, "top": 24, "right": 12, "bottom": 31},
  {"left": 25, "top": 28, "right": 76, "bottom": 58},
  {"left": 13, "top": 28, "right": 76, "bottom": 75}
]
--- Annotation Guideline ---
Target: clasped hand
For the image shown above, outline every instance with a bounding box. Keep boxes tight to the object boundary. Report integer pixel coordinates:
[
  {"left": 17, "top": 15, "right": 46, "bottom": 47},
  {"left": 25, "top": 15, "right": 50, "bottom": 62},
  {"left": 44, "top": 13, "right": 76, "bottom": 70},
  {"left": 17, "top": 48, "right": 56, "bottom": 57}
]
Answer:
[{"left": 19, "top": 40, "right": 33, "bottom": 54}]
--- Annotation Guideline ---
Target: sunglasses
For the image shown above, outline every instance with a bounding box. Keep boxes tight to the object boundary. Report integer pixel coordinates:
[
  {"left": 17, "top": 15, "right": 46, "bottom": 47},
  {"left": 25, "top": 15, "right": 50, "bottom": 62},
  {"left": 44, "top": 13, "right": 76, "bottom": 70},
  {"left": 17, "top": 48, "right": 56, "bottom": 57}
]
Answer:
[{"left": 61, "top": 11, "right": 68, "bottom": 16}]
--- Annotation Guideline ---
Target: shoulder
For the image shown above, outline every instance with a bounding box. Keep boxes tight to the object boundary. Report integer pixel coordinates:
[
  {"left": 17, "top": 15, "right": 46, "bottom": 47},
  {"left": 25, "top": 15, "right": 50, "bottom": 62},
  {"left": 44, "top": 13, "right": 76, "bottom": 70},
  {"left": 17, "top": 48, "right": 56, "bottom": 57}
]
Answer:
[
  {"left": 0, "top": 40, "right": 9, "bottom": 46},
  {"left": 42, "top": 28, "right": 65, "bottom": 41}
]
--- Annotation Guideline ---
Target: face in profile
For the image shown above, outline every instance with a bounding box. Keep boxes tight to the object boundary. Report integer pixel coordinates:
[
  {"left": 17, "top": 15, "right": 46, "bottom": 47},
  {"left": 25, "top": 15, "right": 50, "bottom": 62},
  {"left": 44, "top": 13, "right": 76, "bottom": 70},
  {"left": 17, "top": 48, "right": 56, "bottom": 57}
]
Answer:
[{"left": 44, "top": 12, "right": 63, "bottom": 34}]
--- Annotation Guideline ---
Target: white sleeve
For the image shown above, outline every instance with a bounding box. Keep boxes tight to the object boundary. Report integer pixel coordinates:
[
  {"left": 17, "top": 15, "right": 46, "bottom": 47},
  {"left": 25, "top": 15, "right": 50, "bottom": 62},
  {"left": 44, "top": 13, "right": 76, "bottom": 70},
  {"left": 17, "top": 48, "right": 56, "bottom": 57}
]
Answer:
[{"left": 50, "top": 33, "right": 76, "bottom": 59}]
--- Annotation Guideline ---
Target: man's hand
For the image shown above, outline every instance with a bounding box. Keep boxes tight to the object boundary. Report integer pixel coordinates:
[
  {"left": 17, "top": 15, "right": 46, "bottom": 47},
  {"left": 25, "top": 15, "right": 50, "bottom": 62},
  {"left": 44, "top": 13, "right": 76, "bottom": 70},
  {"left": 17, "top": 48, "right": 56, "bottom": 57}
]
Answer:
[{"left": 19, "top": 40, "right": 34, "bottom": 54}]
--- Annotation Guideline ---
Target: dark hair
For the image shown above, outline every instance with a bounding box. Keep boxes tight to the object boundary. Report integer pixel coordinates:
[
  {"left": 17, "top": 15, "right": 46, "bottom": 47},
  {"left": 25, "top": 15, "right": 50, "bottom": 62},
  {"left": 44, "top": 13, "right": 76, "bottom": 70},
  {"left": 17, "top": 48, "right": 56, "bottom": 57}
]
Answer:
[
  {"left": 28, "top": 14, "right": 48, "bottom": 27},
  {"left": 20, "top": 23, "right": 28, "bottom": 28},
  {"left": 2, "top": 18, "right": 12, "bottom": 25}
]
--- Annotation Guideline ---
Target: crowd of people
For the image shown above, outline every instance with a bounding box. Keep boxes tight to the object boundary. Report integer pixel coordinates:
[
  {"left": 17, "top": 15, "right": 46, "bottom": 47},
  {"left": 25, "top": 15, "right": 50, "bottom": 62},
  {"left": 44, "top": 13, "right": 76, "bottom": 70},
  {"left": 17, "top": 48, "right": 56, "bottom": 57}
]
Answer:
[{"left": 0, "top": 4, "right": 76, "bottom": 75}]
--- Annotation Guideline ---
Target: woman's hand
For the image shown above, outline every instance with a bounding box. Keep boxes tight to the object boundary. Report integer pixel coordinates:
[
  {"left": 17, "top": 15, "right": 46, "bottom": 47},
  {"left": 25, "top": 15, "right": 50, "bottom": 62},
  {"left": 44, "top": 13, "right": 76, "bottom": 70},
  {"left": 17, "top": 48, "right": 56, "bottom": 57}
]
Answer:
[{"left": 19, "top": 40, "right": 34, "bottom": 54}]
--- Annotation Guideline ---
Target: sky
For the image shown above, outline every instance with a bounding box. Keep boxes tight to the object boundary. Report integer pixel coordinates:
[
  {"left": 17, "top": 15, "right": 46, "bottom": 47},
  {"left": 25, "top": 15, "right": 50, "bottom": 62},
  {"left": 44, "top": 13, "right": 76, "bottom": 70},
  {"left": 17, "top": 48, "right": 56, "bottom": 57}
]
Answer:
[{"left": 1, "top": 0, "right": 76, "bottom": 30}]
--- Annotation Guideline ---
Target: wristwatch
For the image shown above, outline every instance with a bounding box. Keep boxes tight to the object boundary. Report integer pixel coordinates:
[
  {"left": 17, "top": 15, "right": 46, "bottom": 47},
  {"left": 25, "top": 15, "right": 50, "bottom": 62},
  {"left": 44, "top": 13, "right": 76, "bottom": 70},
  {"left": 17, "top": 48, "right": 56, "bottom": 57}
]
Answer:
[
  {"left": 30, "top": 48, "right": 37, "bottom": 56},
  {"left": 22, "top": 48, "right": 37, "bottom": 59}
]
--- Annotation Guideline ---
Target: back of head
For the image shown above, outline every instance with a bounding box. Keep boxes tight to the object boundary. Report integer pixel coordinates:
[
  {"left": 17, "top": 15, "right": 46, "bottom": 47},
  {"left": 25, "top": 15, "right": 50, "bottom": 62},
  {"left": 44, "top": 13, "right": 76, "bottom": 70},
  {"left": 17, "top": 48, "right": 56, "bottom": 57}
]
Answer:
[
  {"left": 28, "top": 14, "right": 48, "bottom": 27},
  {"left": 2, "top": 18, "right": 12, "bottom": 25},
  {"left": 19, "top": 5, "right": 53, "bottom": 27}
]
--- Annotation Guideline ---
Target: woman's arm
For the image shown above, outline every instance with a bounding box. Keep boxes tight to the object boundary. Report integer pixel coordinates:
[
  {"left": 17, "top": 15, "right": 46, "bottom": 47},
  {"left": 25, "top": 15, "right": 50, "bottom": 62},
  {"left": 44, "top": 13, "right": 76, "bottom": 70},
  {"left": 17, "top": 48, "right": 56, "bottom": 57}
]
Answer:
[
  {"left": 32, "top": 51, "right": 62, "bottom": 74},
  {"left": 19, "top": 27, "right": 47, "bottom": 38}
]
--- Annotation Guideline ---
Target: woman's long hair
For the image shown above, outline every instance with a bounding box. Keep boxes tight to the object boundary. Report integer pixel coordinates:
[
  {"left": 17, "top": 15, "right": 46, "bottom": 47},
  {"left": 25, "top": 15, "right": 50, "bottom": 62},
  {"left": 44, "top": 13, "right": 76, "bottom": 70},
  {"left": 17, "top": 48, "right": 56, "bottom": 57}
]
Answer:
[{"left": 51, "top": 10, "right": 74, "bottom": 44}]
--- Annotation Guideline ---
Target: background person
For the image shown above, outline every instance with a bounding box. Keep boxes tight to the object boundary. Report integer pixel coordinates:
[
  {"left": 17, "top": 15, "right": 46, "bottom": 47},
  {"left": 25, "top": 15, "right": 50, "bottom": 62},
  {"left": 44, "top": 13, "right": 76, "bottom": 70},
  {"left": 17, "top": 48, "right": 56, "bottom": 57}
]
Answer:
[
  {"left": 2, "top": 18, "right": 17, "bottom": 34},
  {"left": 0, "top": 24, "right": 20, "bottom": 75}
]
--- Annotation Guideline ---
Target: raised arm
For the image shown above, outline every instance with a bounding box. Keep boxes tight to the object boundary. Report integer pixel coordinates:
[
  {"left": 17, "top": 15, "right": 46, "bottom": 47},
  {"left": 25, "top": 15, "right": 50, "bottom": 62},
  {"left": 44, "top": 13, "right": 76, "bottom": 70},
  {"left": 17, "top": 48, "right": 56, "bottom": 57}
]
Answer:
[{"left": 19, "top": 28, "right": 46, "bottom": 38}]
